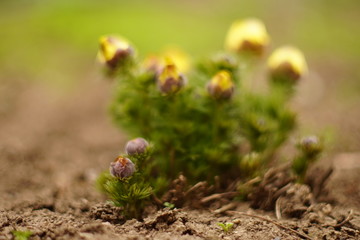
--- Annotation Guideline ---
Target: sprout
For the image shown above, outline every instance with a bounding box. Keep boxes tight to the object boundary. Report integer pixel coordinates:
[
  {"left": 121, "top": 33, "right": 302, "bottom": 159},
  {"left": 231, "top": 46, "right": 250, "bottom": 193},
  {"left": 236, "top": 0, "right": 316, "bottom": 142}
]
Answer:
[
  {"left": 207, "top": 70, "right": 234, "bottom": 99},
  {"left": 225, "top": 18, "right": 270, "bottom": 56},
  {"left": 125, "top": 137, "right": 150, "bottom": 155},
  {"left": 110, "top": 156, "right": 136, "bottom": 179},
  {"left": 157, "top": 60, "right": 186, "bottom": 95},
  {"left": 268, "top": 46, "right": 308, "bottom": 84},
  {"left": 217, "top": 222, "right": 234, "bottom": 233},
  {"left": 98, "top": 35, "right": 134, "bottom": 69}
]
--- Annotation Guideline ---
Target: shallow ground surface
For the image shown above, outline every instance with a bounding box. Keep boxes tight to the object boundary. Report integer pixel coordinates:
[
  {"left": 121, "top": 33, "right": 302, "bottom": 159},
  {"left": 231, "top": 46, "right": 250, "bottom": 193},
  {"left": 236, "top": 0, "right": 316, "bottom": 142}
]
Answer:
[{"left": 0, "top": 80, "right": 360, "bottom": 240}]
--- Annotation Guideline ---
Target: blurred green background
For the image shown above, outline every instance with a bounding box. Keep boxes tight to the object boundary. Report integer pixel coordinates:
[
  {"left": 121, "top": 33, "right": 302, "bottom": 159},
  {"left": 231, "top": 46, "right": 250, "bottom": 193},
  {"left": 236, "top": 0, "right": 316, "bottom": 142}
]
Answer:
[
  {"left": 0, "top": 0, "right": 359, "bottom": 150},
  {"left": 1, "top": 0, "right": 359, "bottom": 83}
]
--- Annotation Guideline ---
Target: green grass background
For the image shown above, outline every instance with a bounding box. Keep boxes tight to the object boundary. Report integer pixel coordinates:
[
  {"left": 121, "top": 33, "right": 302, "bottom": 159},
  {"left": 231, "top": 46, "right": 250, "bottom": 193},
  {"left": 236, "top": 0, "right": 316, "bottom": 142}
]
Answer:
[{"left": 1, "top": 0, "right": 359, "bottom": 88}]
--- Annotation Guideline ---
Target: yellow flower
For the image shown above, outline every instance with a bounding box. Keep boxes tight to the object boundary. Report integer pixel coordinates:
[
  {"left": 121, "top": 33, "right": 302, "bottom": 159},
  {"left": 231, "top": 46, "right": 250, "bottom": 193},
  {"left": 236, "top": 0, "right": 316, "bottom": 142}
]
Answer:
[
  {"left": 207, "top": 70, "right": 234, "bottom": 99},
  {"left": 142, "top": 47, "right": 190, "bottom": 74},
  {"left": 161, "top": 47, "right": 190, "bottom": 73},
  {"left": 157, "top": 59, "right": 186, "bottom": 94},
  {"left": 225, "top": 18, "right": 270, "bottom": 56},
  {"left": 98, "top": 35, "right": 134, "bottom": 69},
  {"left": 267, "top": 46, "right": 308, "bottom": 83}
]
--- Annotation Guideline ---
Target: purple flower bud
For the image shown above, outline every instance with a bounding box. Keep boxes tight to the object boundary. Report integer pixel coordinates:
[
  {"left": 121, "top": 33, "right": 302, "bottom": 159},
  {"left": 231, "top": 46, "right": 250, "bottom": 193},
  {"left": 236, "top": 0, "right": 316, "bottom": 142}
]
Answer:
[
  {"left": 298, "top": 135, "right": 322, "bottom": 157},
  {"left": 125, "top": 138, "right": 149, "bottom": 155},
  {"left": 110, "top": 156, "right": 136, "bottom": 178}
]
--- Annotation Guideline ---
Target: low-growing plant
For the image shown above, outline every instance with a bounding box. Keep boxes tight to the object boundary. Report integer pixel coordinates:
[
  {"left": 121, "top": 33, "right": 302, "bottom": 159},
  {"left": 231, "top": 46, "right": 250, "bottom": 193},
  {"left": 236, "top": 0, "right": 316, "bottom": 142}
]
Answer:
[
  {"left": 163, "top": 202, "right": 175, "bottom": 209},
  {"left": 97, "top": 138, "right": 154, "bottom": 219},
  {"left": 96, "top": 18, "right": 323, "bottom": 219}
]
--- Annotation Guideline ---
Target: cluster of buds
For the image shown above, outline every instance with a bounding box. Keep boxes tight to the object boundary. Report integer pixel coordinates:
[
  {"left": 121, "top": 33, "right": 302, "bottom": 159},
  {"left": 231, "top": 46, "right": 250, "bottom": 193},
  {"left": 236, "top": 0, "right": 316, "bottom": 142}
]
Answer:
[
  {"left": 225, "top": 18, "right": 270, "bottom": 56},
  {"left": 157, "top": 60, "right": 186, "bottom": 95},
  {"left": 98, "top": 35, "right": 134, "bottom": 70},
  {"left": 207, "top": 70, "right": 234, "bottom": 99},
  {"left": 267, "top": 46, "right": 308, "bottom": 84},
  {"left": 109, "top": 138, "right": 150, "bottom": 179}
]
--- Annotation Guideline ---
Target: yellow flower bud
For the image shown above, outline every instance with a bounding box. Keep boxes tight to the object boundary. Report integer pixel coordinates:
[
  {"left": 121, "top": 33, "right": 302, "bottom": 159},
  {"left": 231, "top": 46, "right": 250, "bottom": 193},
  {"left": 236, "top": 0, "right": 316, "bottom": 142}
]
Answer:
[
  {"left": 142, "top": 55, "right": 162, "bottom": 74},
  {"left": 207, "top": 70, "right": 234, "bottom": 99},
  {"left": 157, "top": 59, "right": 186, "bottom": 94},
  {"left": 142, "top": 48, "right": 190, "bottom": 75},
  {"left": 98, "top": 35, "right": 134, "bottom": 69},
  {"left": 268, "top": 46, "right": 308, "bottom": 83},
  {"left": 225, "top": 18, "right": 270, "bottom": 56},
  {"left": 161, "top": 47, "right": 190, "bottom": 73}
]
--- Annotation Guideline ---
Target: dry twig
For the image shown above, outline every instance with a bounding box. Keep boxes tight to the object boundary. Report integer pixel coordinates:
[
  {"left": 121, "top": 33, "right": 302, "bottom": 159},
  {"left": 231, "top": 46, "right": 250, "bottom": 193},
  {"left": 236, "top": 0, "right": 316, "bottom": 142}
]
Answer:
[
  {"left": 214, "top": 202, "right": 237, "bottom": 214},
  {"left": 185, "top": 181, "right": 207, "bottom": 196},
  {"left": 275, "top": 197, "right": 282, "bottom": 220},
  {"left": 324, "top": 209, "right": 354, "bottom": 228},
  {"left": 200, "top": 192, "right": 237, "bottom": 204}
]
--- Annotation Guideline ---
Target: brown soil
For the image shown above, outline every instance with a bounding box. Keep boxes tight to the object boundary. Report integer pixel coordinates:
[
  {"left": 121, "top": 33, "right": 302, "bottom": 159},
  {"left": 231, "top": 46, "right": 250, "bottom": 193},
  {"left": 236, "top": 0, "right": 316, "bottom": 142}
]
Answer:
[{"left": 0, "top": 80, "right": 360, "bottom": 240}]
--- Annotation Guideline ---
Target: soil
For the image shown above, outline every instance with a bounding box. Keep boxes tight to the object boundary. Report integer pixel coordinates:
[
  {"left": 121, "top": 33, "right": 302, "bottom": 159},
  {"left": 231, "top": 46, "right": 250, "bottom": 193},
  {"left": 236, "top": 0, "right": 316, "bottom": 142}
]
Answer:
[{"left": 0, "top": 79, "right": 360, "bottom": 240}]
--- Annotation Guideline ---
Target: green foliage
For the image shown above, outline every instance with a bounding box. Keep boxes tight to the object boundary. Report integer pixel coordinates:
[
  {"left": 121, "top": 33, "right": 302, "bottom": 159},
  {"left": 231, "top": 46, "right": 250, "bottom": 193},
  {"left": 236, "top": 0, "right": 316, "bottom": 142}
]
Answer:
[
  {"left": 97, "top": 149, "right": 154, "bottom": 220},
  {"left": 12, "top": 230, "right": 33, "bottom": 240},
  {"left": 109, "top": 52, "right": 296, "bottom": 183},
  {"left": 98, "top": 173, "right": 153, "bottom": 219},
  {"left": 97, "top": 20, "right": 324, "bottom": 218},
  {"left": 217, "top": 222, "right": 234, "bottom": 232}
]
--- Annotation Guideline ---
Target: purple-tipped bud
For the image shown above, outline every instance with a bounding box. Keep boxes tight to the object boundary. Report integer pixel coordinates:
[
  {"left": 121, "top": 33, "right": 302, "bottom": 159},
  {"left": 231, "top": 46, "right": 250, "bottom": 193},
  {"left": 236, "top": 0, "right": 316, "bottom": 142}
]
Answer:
[
  {"left": 125, "top": 138, "right": 149, "bottom": 155},
  {"left": 110, "top": 156, "right": 136, "bottom": 178},
  {"left": 98, "top": 36, "right": 134, "bottom": 69},
  {"left": 298, "top": 135, "right": 322, "bottom": 157},
  {"left": 157, "top": 62, "right": 186, "bottom": 95}
]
